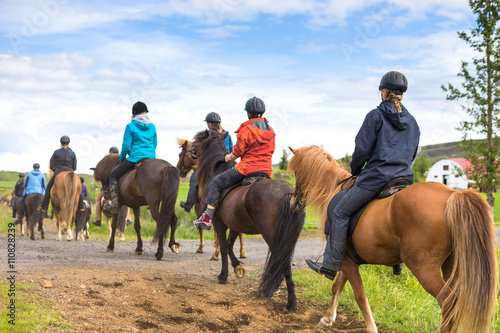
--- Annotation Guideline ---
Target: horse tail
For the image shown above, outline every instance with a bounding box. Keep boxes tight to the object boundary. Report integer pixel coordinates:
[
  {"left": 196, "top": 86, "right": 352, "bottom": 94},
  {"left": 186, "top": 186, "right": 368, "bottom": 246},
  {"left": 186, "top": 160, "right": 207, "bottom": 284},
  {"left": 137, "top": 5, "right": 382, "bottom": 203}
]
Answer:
[
  {"left": 154, "top": 165, "right": 180, "bottom": 243},
  {"left": 444, "top": 189, "right": 498, "bottom": 333},
  {"left": 259, "top": 193, "right": 306, "bottom": 298},
  {"left": 62, "top": 172, "right": 80, "bottom": 230}
]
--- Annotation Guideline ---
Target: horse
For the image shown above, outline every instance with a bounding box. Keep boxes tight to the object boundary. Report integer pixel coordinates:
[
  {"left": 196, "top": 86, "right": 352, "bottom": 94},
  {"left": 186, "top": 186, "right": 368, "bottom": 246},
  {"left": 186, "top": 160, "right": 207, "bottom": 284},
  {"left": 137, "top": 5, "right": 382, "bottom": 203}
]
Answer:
[
  {"left": 192, "top": 129, "right": 306, "bottom": 312},
  {"left": 50, "top": 171, "right": 82, "bottom": 241},
  {"left": 0, "top": 194, "right": 12, "bottom": 205},
  {"left": 287, "top": 145, "right": 498, "bottom": 333},
  {"left": 93, "top": 155, "right": 180, "bottom": 260},
  {"left": 101, "top": 197, "right": 128, "bottom": 241},
  {"left": 23, "top": 193, "right": 45, "bottom": 240},
  {"left": 74, "top": 196, "right": 91, "bottom": 241},
  {"left": 177, "top": 138, "right": 247, "bottom": 259}
]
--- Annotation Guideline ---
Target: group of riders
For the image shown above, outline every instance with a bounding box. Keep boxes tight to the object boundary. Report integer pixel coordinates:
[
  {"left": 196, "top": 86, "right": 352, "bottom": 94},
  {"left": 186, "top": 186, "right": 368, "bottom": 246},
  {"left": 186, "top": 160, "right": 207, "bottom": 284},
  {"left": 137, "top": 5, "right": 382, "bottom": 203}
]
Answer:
[{"left": 11, "top": 71, "right": 419, "bottom": 281}]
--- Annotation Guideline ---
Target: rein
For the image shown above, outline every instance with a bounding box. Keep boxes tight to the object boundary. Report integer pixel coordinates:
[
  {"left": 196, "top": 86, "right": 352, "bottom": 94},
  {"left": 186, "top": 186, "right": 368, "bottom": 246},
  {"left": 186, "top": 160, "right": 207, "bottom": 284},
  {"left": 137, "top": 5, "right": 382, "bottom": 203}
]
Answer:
[{"left": 293, "top": 178, "right": 304, "bottom": 207}]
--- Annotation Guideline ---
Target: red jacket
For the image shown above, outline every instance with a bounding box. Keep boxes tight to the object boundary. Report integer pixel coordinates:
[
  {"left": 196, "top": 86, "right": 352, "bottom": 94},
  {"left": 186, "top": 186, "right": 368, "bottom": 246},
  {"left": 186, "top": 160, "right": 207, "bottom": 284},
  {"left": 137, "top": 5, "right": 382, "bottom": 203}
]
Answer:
[{"left": 232, "top": 117, "right": 276, "bottom": 177}]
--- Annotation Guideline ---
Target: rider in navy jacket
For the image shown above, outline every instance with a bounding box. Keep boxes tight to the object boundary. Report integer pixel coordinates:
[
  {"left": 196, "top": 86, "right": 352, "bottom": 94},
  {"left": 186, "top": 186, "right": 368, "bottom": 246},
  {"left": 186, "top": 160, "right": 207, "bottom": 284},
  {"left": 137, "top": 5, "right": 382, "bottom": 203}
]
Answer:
[{"left": 351, "top": 99, "right": 420, "bottom": 192}]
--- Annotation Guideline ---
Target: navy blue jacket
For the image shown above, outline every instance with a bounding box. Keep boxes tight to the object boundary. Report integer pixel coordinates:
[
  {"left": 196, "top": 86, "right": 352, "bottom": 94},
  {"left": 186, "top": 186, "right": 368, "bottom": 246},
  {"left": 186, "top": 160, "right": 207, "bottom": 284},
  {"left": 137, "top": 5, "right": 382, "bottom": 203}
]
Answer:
[
  {"left": 350, "top": 100, "right": 420, "bottom": 192},
  {"left": 50, "top": 147, "right": 77, "bottom": 175}
]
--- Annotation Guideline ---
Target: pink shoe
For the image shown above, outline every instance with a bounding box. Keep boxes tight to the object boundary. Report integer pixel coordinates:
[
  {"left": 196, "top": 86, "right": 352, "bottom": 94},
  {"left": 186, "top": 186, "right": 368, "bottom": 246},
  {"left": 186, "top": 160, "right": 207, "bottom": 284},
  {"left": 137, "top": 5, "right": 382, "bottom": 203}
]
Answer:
[{"left": 193, "top": 212, "right": 212, "bottom": 230}]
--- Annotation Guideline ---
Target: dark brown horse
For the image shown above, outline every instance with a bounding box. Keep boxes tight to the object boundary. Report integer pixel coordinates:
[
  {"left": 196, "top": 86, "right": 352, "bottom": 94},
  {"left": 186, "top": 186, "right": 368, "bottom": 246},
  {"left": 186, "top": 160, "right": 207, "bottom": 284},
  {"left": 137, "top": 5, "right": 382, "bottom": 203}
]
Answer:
[
  {"left": 177, "top": 138, "right": 247, "bottom": 259},
  {"left": 50, "top": 171, "right": 81, "bottom": 241},
  {"left": 288, "top": 145, "right": 498, "bottom": 333},
  {"left": 23, "top": 193, "right": 45, "bottom": 240},
  {"left": 192, "top": 129, "right": 306, "bottom": 312},
  {"left": 93, "top": 155, "right": 180, "bottom": 260}
]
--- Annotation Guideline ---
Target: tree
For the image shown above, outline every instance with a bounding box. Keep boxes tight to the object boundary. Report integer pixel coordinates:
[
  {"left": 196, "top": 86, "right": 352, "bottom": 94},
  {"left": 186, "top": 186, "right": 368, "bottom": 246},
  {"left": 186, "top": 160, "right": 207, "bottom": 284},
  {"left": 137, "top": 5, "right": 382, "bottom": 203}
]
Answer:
[
  {"left": 278, "top": 148, "right": 289, "bottom": 170},
  {"left": 442, "top": 0, "right": 500, "bottom": 211},
  {"left": 412, "top": 152, "right": 431, "bottom": 182}
]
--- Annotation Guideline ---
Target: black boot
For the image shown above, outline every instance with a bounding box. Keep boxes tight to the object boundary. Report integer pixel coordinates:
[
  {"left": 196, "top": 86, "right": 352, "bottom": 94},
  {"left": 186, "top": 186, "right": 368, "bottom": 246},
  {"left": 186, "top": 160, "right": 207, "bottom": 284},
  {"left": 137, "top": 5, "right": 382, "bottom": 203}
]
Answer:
[
  {"left": 103, "top": 181, "right": 119, "bottom": 214},
  {"left": 305, "top": 259, "right": 337, "bottom": 281},
  {"left": 392, "top": 263, "right": 404, "bottom": 275},
  {"left": 180, "top": 201, "right": 192, "bottom": 213},
  {"left": 92, "top": 220, "right": 102, "bottom": 227}
]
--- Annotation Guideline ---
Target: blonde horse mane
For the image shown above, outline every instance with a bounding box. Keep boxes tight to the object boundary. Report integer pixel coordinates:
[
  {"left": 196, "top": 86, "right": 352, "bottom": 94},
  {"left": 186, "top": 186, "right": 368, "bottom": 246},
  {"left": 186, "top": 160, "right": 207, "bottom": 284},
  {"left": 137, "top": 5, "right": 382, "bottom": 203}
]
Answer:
[{"left": 288, "top": 145, "right": 352, "bottom": 229}]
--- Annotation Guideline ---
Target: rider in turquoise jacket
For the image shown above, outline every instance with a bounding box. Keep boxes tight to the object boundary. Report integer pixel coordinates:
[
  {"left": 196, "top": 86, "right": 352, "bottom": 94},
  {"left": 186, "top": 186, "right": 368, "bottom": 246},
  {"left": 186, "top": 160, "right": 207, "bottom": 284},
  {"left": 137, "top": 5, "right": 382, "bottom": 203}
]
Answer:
[
  {"left": 15, "top": 163, "right": 46, "bottom": 225},
  {"left": 104, "top": 101, "right": 157, "bottom": 214}
]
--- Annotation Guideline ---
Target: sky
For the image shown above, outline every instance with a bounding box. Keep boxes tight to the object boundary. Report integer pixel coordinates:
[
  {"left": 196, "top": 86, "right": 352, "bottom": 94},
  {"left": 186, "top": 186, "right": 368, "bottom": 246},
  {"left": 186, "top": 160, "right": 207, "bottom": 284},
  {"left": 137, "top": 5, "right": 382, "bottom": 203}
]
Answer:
[{"left": 0, "top": 0, "right": 479, "bottom": 175}]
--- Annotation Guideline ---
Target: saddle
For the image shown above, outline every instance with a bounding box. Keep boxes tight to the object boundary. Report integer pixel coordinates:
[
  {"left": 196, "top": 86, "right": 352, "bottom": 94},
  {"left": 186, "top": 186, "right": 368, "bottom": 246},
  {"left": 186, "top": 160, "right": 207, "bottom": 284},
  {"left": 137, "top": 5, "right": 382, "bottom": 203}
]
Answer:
[
  {"left": 324, "top": 177, "right": 412, "bottom": 265},
  {"left": 219, "top": 171, "right": 270, "bottom": 204}
]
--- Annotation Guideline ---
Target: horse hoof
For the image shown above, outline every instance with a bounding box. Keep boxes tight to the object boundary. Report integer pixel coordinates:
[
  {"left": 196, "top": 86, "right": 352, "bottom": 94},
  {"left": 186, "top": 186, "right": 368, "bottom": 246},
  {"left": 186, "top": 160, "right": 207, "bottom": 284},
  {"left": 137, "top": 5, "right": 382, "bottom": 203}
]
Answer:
[
  {"left": 135, "top": 251, "right": 143, "bottom": 255},
  {"left": 216, "top": 278, "right": 228, "bottom": 284},
  {"left": 155, "top": 255, "right": 162, "bottom": 260},
  {"left": 210, "top": 255, "right": 219, "bottom": 261},
  {"left": 41, "top": 234, "right": 45, "bottom": 239},
  {"left": 170, "top": 244, "right": 180, "bottom": 254},
  {"left": 106, "top": 248, "right": 114, "bottom": 252},
  {"left": 234, "top": 265, "right": 245, "bottom": 278},
  {"left": 196, "top": 247, "right": 204, "bottom": 254},
  {"left": 317, "top": 317, "right": 333, "bottom": 328},
  {"left": 240, "top": 252, "right": 247, "bottom": 259},
  {"left": 119, "top": 237, "right": 125, "bottom": 242}
]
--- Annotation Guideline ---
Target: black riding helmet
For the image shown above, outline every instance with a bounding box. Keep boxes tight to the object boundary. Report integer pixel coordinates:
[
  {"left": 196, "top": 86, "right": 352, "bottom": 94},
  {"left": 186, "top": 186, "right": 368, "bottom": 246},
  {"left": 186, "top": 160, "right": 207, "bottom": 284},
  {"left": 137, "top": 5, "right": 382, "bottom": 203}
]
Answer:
[
  {"left": 60, "top": 135, "right": 70, "bottom": 145},
  {"left": 19, "top": 173, "right": 24, "bottom": 178},
  {"left": 132, "top": 101, "right": 148, "bottom": 116},
  {"left": 205, "top": 112, "right": 221, "bottom": 123},
  {"left": 109, "top": 146, "right": 119, "bottom": 154},
  {"left": 33, "top": 163, "right": 40, "bottom": 169},
  {"left": 245, "top": 97, "right": 265, "bottom": 115},
  {"left": 80, "top": 177, "right": 85, "bottom": 184},
  {"left": 379, "top": 71, "right": 408, "bottom": 94}
]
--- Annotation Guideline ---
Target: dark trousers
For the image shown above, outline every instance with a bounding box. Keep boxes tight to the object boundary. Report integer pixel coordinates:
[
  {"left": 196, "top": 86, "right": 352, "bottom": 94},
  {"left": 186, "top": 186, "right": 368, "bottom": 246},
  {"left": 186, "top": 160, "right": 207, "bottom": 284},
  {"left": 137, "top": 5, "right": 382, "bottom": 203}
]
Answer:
[
  {"left": 323, "top": 184, "right": 378, "bottom": 271},
  {"left": 205, "top": 167, "right": 245, "bottom": 208},
  {"left": 185, "top": 170, "right": 198, "bottom": 206},
  {"left": 109, "top": 160, "right": 136, "bottom": 184},
  {"left": 40, "top": 176, "right": 56, "bottom": 210}
]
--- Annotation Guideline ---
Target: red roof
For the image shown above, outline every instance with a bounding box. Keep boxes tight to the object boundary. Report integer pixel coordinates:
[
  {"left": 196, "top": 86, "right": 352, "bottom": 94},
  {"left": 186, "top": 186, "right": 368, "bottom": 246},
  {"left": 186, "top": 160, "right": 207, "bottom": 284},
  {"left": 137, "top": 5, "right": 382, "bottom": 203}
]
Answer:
[{"left": 449, "top": 158, "right": 471, "bottom": 170}]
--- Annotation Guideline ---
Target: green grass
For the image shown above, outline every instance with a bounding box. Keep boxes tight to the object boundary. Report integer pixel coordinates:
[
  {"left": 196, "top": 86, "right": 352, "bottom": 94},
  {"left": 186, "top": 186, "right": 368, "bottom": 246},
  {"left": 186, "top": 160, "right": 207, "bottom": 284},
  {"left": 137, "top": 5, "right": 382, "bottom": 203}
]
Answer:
[
  {"left": 294, "top": 249, "right": 500, "bottom": 333},
  {"left": 0, "top": 282, "right": 71, "bottom": 332}
]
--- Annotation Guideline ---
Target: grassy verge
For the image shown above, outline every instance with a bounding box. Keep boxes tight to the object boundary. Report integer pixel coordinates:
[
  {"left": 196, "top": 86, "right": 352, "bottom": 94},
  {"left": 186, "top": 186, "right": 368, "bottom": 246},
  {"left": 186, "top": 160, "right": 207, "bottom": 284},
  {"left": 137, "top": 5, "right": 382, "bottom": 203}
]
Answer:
[
  {"left": 294, "top": 249, "right": 500, "bottom": 333},
  {"left": 0, "top": 282, "right": 71, "bottom": 332}
]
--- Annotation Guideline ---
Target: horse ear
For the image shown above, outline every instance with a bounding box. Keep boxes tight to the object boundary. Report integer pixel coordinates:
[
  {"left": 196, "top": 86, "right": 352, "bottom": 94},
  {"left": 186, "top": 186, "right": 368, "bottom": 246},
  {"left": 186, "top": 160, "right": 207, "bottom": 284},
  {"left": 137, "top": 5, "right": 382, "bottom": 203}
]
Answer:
[
  {"left": 288, "top": 147, "right": 296, "bottom": 154},
  {"left": 204, "top": 129, "right": 209, "bottom": 138},
  {"left": 90, "top": 167, "right": 95, "bottom": 171},
  {"left": 176, "top": 138, "right": 186, "bottom": 146}
]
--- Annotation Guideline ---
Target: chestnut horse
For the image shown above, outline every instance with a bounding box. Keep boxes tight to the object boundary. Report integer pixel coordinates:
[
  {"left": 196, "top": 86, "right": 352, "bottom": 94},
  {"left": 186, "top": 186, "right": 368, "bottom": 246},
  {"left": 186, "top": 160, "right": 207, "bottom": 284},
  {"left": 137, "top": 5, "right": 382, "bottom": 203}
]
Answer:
[
  {"left": 93, "top": 155, "right": 180, "bottom": 260},
  {"left": 192, "top": 129, "right": 306, "bottom": 312},
  {"left": 288, "top": 145, "right": 497, "bottom": 333},
  {"left": 50, "top": 171, "right": 82, "bottom": 241},
  {"left": 177, "top": 138, "right": 247, "bottom": 259}
]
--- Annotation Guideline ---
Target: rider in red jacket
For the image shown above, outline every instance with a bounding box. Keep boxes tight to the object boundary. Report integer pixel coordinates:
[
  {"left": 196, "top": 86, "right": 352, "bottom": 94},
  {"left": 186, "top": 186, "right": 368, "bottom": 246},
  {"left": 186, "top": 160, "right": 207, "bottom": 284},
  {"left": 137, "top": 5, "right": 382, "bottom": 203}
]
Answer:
[{"left": 193, "top": 97, "right": 275, "bottom": 230}]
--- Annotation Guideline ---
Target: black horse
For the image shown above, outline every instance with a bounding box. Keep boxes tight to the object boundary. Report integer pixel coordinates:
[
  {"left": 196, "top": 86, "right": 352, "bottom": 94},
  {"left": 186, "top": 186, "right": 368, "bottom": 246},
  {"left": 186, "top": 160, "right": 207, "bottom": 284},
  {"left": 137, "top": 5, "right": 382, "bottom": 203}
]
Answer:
[
  {"left": 93, "top": 156, "right": 180, "bottom": 260},
  {"left": 192, "top": 129, "right": 306, "bottom": 312},
  {"left": 23, "top": 193, "right": 45, "bottom": 240}
]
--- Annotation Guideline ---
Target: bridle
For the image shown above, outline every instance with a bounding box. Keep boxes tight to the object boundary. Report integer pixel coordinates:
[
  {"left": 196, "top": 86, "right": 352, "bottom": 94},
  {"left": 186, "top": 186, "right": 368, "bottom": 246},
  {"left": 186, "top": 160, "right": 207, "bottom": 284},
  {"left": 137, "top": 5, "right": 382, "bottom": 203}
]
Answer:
[
  {"left": 292, "top": 178, "right": 305, "bottom": 211},
  {"left": 178, "top": 143, "right": 199, "bottom": 177}
]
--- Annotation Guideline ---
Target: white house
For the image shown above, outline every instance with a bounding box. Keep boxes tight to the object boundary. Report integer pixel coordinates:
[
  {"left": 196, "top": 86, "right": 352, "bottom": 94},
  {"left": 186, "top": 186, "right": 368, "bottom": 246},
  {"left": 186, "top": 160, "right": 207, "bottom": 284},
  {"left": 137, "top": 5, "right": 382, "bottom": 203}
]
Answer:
[{"left": 426, "top": 158, "right": 470, "bottom": 189}]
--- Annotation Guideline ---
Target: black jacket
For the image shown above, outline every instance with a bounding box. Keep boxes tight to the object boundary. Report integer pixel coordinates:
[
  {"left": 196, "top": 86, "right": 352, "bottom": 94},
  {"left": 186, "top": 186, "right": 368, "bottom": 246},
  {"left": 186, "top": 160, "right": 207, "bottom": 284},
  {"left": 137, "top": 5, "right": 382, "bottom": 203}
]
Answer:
[
  {"left": 14, "top": 180, "right": 24, "bottom": 197},
  {"left": 50, "top": 147, "right": 77, "bottom": 175},
  {"left": 350, "top": 100, "right": 420, "bottom": 192}
]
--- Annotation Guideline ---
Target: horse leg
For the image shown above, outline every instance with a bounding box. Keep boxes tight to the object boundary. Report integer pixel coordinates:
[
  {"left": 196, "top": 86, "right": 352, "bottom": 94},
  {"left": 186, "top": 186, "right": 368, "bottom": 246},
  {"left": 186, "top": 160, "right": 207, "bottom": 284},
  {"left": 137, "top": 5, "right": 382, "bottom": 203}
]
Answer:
[
  {"left": 40, "top": 219, "right": 44, "bottom": 239},
  {"left": 167, "top": 214, "right": 179, "bottom": 255},
  {"left": 317, "top": 271, "right": 348, "bottom": 328},
  {"left": 106, "top": 212, "right": 118, "bottom": 252},
  {"left": 228, "top": 230, "right": 244, "bottom": 278},
  {"left": 211, "top": 230, "right": 220, "bottom": 261},
  {"left": 283, "top": 264, "right": 297, "bottom": 312},
  {"left": 196, "top": 228, "right": 204, "bottom": 253},
  {"left": 214, "top": 221, "right": 229, "bottom": 284},
  {"left": 133, "top": 208, "right": 143, "bottom": 255},
  {"left": 239, "top": 233, "right": 246, "bottom": 259}
]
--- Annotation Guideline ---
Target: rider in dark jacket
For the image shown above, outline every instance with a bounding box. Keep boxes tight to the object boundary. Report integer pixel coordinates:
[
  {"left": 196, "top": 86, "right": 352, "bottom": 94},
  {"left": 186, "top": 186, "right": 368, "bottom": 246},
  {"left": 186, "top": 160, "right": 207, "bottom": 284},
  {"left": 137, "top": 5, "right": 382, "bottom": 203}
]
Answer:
[
  {"left": 11, "top": 173, "right": 25, "bottom": 218},
  {"left": 39, "top": 136, "right": 77, "bottom": 214},
  {"left": 306, "top": 71, "right": 420, "bottom": 280}
]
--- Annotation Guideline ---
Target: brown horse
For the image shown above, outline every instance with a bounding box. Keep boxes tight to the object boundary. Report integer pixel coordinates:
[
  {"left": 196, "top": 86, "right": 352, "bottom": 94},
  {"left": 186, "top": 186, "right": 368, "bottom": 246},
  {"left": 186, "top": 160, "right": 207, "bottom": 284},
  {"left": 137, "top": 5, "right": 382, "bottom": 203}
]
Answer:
[
  {"left": 288, "top": 145, "right": 498, "bottom": 333},
  {"left": 93, "top": 155, "right": 180, "bottom": 260},
  {"left": 50, "top": 171, "right": 82, "bottom": 241},
  {"left": 177, "top": 138, "right": 247, "bottom": 259},
  {"left": 101, "top": 197, "right": 129, "bottom": 241},
  {"left": 192, "top": 129, "right": 306, "bottom": 312}
]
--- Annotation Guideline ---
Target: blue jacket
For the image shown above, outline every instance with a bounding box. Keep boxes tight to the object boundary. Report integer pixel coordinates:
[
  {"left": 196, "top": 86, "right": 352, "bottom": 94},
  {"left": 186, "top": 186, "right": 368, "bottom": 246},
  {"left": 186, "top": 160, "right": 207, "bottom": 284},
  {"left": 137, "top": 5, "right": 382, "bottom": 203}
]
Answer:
[
  {"left": 350, "top": 100, "right": 420, "bottom": 192},
  {"left": 119, "top": 115, "right": 157, "bottom": 163},
  {"left": 81, "top": 184, "right": 88, "bottom": 198},
  {"left": 223, "top": 130, "right": 233, "bottom": 153},
  {"left": 23, "top": 169, "right": 46, "bottom": 196}
]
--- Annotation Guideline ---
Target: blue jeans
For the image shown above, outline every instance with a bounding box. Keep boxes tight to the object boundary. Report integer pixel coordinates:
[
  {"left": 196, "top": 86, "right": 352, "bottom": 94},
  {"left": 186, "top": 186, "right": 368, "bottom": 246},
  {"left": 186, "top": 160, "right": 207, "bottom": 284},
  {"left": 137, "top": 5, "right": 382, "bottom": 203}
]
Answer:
[{"left": 323, "top": 184, "right": 378, "bottom": 271}]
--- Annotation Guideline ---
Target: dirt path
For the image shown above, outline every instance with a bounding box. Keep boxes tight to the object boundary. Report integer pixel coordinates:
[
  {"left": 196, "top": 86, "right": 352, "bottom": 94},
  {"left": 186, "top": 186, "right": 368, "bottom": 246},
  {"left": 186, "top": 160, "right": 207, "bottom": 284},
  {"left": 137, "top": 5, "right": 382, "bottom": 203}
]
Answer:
[{"left": 3, "top": 220, "right": 383, "bottom": 332}]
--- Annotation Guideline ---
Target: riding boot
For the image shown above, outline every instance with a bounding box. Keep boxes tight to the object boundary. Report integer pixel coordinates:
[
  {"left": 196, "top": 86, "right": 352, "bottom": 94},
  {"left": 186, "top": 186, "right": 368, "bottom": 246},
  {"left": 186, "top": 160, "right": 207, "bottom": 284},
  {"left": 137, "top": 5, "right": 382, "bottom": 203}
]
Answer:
[
  {"left": 103, "top": 181, "right": 119, "bottom": 214},
  {"left": 392, "top": 263, "right": 404, "bottom": 275}
]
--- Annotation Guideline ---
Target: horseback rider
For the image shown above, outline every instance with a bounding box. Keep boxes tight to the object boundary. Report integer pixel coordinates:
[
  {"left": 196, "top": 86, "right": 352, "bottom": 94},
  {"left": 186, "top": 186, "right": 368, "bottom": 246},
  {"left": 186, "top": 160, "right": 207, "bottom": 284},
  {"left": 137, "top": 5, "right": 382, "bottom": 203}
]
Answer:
[
  {"left": 193, "top": 97, "right": 276, "bottom": 230},
  {"left": 180, "top": 112, "right": 234, "bottom": 213},
  {"left": 103, "top": 101, "right": 157, "bottom": 214},
  {"left": 15, "top": 163, "right": 46, "bottom": 225},
  {"left": 306, "top": 71, "right": 420, "bottom": 280},
  {"left": 11, "top": 173, "right": 25, "bottom": 218},
  {"left": 38, "top": 135, "right": 77, "bottom": 216}
]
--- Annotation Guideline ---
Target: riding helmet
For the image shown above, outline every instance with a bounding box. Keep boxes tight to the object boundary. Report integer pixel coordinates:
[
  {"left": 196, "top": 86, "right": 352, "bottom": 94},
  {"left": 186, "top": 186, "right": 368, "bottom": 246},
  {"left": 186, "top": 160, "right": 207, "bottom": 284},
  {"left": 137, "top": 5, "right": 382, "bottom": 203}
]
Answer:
[
  {"left": 18, "top": 173, "right": 24, "bottom": 178},
  {"left": 109, "top": 146, "right": 119, "bottom": 154},
  {"left": 132, "top": 101, "right": 148, "bottom": 116},
  {"left": 379, "top": 71, "right": 408, "bottom": 94},
  {"left": 80, "top": 177, "right": 85, "bottom": 184},
  {"left": 60, "top": 135, "right": 70, "bottom": 145},
  {"left": 204, "top": 112, "right": 221, "bottom": 123},
  {"left": 244, "top": 97, "right": 266, "bottom": 114},
  {"left": 33, "top": 163, "right": 40, "bottom": 169}
]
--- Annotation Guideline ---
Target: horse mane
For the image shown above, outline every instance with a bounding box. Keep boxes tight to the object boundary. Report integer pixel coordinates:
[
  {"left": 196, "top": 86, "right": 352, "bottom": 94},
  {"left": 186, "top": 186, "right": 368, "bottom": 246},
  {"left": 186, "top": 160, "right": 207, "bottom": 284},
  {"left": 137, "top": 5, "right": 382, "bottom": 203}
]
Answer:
[
  {"left": 288, "top": 145, "right": 352, "bottom": 227},
  {"left": 93, "top": 154, "right": 120, "bottom": 186},
  {"left": 193, "top": 129, "right": 234, "bottom": 192}
]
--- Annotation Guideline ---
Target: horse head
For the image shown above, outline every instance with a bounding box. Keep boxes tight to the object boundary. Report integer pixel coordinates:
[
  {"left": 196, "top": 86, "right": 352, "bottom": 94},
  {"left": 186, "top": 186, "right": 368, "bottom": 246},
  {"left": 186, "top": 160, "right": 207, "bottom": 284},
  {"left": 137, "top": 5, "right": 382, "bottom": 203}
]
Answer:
[
  {"left": 92, "top": 154, "right": 120, "bottom": 186},
  {"left": 176, "top": 138, "right": 198, "bottom": 178}
]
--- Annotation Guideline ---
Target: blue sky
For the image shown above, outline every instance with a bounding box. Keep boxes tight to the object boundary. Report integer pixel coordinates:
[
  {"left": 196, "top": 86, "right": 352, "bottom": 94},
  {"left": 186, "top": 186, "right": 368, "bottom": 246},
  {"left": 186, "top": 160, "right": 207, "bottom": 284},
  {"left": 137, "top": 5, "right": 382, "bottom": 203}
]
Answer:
[{"left": 0, "top": 0, "right": 477, "bottom": 174}]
